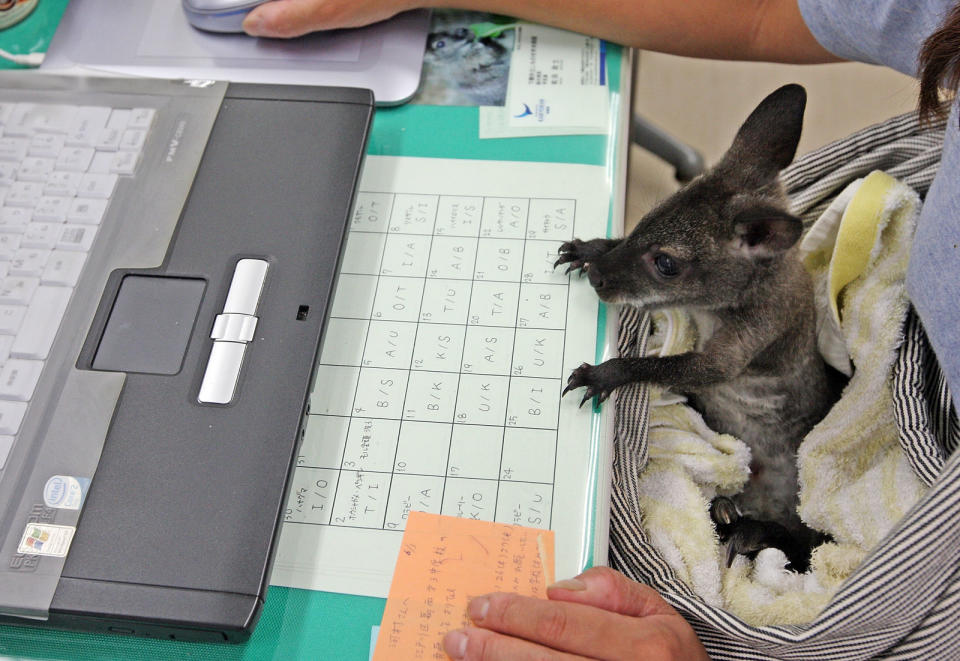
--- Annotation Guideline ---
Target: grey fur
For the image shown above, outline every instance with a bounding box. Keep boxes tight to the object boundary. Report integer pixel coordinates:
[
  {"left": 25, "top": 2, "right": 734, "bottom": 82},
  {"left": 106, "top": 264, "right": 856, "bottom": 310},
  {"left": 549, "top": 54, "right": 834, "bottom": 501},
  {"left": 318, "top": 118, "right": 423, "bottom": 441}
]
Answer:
[{"left": 558, "top": 85, "right": 840, "bottom": 562}]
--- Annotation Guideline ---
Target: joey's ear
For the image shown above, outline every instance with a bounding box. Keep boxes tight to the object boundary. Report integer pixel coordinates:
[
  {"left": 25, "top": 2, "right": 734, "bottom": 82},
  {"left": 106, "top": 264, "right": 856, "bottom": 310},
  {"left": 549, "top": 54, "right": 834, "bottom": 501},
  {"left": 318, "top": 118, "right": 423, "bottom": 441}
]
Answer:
[
  {"left": 716, "top": 84, "right": 806, "bottom": 187},
  {"left": 730, "top": 207, "right": 803, "bottom": 259}
]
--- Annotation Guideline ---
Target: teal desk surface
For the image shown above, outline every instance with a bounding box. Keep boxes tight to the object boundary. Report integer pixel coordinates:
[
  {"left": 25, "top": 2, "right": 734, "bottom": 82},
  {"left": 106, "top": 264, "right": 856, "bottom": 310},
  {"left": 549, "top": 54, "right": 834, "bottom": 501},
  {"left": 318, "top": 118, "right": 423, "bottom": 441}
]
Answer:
[{"left": 0, "top": 3, "right": 631, "bottom": 659}]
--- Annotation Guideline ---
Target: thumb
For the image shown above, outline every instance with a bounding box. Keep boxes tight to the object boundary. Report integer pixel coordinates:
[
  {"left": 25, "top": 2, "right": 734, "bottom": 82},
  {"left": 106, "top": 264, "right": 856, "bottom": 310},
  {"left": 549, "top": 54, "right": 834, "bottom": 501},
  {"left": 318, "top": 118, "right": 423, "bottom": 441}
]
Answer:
[
  {"left": 547, "top": 566, "right": 679, "bottom": 618},
  {"left": 243, "top": 0, "right": 326, "bottom": 38}
]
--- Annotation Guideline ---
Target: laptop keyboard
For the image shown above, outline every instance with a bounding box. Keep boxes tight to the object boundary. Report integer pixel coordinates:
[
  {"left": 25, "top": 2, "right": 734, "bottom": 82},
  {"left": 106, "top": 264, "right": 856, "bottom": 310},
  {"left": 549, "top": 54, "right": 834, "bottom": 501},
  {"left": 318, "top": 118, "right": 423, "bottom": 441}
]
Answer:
[{"left": 0, "top": 102, "right": 155, "bottom": 471}]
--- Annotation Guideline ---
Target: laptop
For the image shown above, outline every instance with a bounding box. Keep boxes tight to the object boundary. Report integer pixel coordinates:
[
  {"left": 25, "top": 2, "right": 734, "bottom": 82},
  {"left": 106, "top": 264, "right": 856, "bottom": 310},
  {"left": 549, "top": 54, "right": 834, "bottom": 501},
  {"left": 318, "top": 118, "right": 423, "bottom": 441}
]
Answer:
[
  {"left": 41, "top": 0, "right": 431, "bottom": 106},
  {"left": 0, "top": 71, "right": 373, "bottom": 642}
]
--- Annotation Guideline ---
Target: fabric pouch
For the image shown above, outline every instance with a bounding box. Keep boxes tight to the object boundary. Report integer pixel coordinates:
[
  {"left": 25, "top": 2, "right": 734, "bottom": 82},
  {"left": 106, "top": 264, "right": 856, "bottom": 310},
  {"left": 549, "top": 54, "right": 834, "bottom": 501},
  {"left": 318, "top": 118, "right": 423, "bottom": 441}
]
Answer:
[{"left": 610, "top": 110, "right": 960, "bottom": 658}]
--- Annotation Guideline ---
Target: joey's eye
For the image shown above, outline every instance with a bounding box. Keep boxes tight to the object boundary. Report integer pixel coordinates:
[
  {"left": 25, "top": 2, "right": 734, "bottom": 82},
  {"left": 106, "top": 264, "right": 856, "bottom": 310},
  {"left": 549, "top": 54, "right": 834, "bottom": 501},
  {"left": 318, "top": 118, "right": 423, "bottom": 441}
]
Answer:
[{"left": 654, "top": 253, "right": 681, "bottom": 277}]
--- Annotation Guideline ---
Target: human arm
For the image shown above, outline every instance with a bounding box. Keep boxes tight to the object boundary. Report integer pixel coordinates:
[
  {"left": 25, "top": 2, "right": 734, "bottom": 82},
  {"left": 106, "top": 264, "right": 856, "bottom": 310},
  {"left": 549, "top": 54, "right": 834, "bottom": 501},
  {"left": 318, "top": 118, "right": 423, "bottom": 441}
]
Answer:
[
  {"left": 439, "top": 566, "right": 710, "bottom": 661},
  {"left": 242, "top": 0, "right": 840, "bottom": 63}
]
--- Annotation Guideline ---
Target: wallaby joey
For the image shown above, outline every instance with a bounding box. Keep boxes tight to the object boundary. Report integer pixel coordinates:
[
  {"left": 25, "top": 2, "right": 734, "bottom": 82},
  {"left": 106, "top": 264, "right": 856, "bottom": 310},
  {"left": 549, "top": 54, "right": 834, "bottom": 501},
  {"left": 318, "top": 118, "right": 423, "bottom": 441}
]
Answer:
[{"left": 556, "top": 84, "right": 840, "bottom": 571}]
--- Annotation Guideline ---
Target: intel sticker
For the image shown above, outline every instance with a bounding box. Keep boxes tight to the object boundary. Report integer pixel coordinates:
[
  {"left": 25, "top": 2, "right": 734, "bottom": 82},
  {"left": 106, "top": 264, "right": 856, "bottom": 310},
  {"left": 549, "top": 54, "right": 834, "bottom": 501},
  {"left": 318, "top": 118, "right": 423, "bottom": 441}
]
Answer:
[{"left": 43, "top": 475, "right": 90, "bottom": 510}]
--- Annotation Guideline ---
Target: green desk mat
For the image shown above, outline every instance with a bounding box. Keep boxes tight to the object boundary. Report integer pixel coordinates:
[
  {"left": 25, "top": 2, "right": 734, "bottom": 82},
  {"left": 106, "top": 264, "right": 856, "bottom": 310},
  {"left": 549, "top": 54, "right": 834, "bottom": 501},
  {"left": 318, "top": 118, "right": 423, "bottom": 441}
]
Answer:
[
  {"left": 0, "top": 0, "right": 66, "bottom": 70},
  {"left": 0, "top": 7, "right": 625, "bottom": 656}
]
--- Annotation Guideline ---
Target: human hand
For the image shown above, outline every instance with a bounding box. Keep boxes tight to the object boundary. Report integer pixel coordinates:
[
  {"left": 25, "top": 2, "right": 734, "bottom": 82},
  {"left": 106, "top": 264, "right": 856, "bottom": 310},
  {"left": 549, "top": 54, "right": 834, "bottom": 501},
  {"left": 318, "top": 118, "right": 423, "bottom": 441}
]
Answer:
[
  {"left": 442, "top": 566, "right": 710, "bottom": 660},
  {"left": 242, "top": 0, "right": 417, "bottom": 38}
]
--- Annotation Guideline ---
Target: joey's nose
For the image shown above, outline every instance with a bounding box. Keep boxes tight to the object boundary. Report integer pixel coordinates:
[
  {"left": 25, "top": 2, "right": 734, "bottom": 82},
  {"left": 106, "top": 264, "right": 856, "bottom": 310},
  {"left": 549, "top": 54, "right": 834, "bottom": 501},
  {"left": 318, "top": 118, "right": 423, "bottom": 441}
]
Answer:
[{"left": 587, "top": 263, "right": 605, "bottom": 289}]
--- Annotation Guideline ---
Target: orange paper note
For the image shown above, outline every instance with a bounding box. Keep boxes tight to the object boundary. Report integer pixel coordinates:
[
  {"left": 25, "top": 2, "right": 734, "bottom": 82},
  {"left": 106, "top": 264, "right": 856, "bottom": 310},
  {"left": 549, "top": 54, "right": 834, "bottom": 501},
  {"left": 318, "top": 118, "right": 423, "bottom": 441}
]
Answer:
[{"left": 373, "top": 511, "right": 556, "bottom": 661}]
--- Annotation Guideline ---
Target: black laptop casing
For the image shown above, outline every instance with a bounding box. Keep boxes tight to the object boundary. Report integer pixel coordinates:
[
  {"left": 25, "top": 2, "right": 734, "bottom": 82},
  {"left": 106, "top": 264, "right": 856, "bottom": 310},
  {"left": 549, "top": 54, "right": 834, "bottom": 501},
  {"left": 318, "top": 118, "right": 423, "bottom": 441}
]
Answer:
[{"left": 2, "top": 82, "right": 373, "bottom": 642}]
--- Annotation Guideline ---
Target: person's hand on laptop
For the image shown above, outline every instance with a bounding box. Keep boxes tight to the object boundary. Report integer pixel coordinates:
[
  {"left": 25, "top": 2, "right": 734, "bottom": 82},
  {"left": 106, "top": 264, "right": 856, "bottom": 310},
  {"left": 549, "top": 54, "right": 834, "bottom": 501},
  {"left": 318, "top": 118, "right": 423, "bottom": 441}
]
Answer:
[
  {"left": 242, "top": 0, "right": 414, "bottom": 37},
  {"left": 440, "top": 567, "right": 710, "bottom": 661}
]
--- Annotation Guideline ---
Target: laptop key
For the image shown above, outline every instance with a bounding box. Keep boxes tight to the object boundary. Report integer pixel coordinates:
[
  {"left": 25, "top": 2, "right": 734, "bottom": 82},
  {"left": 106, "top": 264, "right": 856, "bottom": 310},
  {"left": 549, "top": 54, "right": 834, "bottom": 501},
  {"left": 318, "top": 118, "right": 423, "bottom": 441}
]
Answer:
[
  {"left": 0, "top": 276, "right": 39, "bottom": 305},
  {"left": 0, "top": 163, "right": 16, "bottom": 187},
  {"left": 0, "top": 401, "right": 26, "bottom": 435},
  {"left": 55, "top": 147, "right": 96, "bottom": 173},
  {"left": 0, "top": 137, "right": 30, "bottom": 162},
  {"left": 5, "top": 181, "right": 44, "bottom": 207},
  {"left": 9, "top": 249, "right": 51, "bottom": 277},
  {"left": 128, "top": 108, "right": 156, "bottom": 130},
  {"left": 88, "top": 152, "right": 116, "bottom": 175},
  {"left": 21, "top": 223, "right": 60, "bottom": 250},
  {"left": 11, "top": 286, "right": 72, "bottom": 361},
  {"left": 66, "top": 198, "right": 108, "bottom": 225},
  {"left": 45, "top": 171, "right": 84, "bottom": 197},
  {"left": 0, "top": 358, "right": 43, "bottom": 402},
  {"left": 0, "top": 434, "right": 12, "bottom": 469},
  {"left": 33, "top": 196, "right": 71, "bottom": 223},
  {"left": 0, "top": 234, "right": 22, "bottom": 260},
  {"left": 57, "top": 225, "right": 97, "bottom": 252},
  {"left": 76, "top": 173, "right": 118, "bottom": 199},
  {"left": 29, "top": 134, "right": 66, "bottom": 159},
  {"left": 0, "top": 207, "right": 32, "bottom": 233},
  {"left": 17, "top": 157, "right": 56, "bottom": 183},
  {"left": 0, "top": 305, "right": 26, "bottom": 335},
  {"left": 41, "top": 251, "right": 85, "bottom": 287}
]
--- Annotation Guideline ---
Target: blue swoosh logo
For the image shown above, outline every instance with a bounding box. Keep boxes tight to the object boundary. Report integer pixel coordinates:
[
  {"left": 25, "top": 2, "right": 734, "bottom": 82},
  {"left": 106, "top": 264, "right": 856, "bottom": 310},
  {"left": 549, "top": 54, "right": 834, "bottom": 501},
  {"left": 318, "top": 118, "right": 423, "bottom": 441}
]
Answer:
[{"left": 513, "top": 103, "right": 533, "bottom": 118}]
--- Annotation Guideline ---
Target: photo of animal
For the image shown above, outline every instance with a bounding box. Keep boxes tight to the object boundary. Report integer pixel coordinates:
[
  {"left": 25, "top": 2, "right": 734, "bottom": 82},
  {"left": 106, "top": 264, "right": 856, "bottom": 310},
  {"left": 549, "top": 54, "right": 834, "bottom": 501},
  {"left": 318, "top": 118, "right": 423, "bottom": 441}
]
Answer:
[
  {"left": 556, "top": 84, "right": 843, "bottom": 571},
  {"left": 414, "top": 11, "right": 514, "bottom": 107}
]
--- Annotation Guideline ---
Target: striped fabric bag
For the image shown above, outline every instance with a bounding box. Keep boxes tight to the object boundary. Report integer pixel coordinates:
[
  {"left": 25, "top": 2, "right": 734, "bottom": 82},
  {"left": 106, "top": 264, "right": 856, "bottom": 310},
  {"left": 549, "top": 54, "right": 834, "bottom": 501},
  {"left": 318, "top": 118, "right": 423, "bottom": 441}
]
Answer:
[{"left": 609, "top": 110, "right": 960, "bottom": 659}]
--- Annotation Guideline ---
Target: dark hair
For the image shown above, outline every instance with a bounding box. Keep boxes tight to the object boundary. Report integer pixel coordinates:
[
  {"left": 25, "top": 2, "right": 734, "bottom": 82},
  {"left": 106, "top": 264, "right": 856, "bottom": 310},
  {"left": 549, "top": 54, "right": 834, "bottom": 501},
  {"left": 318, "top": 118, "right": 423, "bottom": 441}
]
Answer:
[{"left": 918, "top": 2, "right": 960, "bottom": 122}]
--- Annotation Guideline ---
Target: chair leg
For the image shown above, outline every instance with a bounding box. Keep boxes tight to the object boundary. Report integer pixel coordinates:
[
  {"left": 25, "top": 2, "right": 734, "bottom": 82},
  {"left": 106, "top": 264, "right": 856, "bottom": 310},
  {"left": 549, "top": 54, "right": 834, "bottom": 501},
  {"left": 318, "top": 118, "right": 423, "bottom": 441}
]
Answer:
[{"left": 631, "top": 114, "right": 706, "bottom": 183}]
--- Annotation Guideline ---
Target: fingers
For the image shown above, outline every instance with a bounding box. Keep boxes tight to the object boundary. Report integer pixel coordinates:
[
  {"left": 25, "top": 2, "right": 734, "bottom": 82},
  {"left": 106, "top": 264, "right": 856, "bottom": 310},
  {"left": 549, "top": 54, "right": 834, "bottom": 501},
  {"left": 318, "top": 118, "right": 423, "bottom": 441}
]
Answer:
[
  {"left": 244, "top": 0, "right": 403, "bottom": 38},
  {"left": 244, "top": 0, "right": 325, "bottom": 38},
  {"left": 447, "top": 570, "right": 711, "bottom": 661},
  {"left": 460, "top": 591, "right": 670, "bottom": 660},
  {"left": 546, "top": 566, "right": 679, "bottom": 618},
  {"left": 443, "top": 626, "right": 586, "bottom": 661}
]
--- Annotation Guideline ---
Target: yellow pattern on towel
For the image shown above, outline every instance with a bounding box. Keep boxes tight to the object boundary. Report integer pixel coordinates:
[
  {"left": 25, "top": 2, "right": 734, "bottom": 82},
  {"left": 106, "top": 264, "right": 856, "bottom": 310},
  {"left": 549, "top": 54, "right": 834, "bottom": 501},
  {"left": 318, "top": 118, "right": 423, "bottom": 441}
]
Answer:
[{"left": 797, "top": 171, "right": 927, "bottom": 550}]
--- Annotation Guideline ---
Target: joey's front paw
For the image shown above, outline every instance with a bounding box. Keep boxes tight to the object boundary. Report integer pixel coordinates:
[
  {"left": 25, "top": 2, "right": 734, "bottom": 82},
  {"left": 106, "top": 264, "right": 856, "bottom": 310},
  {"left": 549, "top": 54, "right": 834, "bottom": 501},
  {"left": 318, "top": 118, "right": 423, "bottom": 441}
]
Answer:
[
  {"left": 562, "top": 360, "right": 630, "bottom": 407},
  {"left": 554, "top": 238, "right": 610, "bottom": 275}
]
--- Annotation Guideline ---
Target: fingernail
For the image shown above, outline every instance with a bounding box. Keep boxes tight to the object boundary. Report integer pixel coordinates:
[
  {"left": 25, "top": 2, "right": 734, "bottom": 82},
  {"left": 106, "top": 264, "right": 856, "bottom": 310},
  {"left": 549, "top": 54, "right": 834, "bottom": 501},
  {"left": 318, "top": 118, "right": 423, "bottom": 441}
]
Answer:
[
  {"left": 443, "top": 630, "right": 468, "bottom": 659},
  {"left": 242, "top": 14, "right": 264, "bottom": 36},
  {"left": 547, "top": 577, "right": 587, "bottom": 591},
  {"left": 468, "top": 596, "right": 489, "bottom": 622}
]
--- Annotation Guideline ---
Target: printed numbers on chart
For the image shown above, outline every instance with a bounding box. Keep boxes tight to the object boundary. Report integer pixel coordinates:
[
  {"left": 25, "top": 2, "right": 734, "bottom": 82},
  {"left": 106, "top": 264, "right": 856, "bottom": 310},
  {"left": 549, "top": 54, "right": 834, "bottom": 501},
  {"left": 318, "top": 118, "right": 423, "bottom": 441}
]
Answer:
[
  {"left": 389, "top": 194, "right": 438, "bottom": 234},
  {"left": 284, "top": 468, "right": 337, "bottom": 524},
  {"left": 351, "top": 192, "right": 393, "bottom": 232},
  {"left": 527, "top": 199, "right": 575, "bottom": 240},
  {"left": 298, "top": 191, "right": 589, "bottom": 533},
  {"left": 481, "top": 198, "right": 528, "bottom": 239}
]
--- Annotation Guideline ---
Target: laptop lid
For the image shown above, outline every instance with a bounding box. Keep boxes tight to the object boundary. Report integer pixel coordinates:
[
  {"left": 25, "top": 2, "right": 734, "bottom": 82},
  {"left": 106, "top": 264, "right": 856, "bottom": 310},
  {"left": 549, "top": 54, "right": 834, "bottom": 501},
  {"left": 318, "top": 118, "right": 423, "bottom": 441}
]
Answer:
[
  {"left": 0, "top": 73, "right": 373, "bottom": 642},
  {"left": 41, "top": 0, "right": 430, "bottom": 106}
]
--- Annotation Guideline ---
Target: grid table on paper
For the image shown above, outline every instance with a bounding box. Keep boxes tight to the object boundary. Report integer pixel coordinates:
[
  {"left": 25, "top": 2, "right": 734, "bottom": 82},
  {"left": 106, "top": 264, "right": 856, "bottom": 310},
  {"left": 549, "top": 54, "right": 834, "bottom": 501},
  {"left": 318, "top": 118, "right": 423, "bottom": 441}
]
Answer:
[{"left": 285, "top": 191, "right": 580, "bottom": 534}]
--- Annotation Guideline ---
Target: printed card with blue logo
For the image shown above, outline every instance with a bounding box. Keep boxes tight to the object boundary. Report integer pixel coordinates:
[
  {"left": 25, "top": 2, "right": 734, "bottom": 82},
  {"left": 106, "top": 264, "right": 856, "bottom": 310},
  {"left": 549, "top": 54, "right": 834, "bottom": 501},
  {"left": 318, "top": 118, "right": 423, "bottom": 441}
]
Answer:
[{"left": 506, "top": 24, "right": 609, "bottom": 129}]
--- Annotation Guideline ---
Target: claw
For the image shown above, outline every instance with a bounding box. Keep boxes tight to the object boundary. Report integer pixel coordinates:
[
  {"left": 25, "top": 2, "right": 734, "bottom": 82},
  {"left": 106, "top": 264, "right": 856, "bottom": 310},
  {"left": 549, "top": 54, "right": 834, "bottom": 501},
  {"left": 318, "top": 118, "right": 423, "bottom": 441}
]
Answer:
[
  {"left": 725, "top": 542, "right": 739, "bottom": 568},
  {"left": 579, "top": 392, "right": 592, "bottom": 408}
]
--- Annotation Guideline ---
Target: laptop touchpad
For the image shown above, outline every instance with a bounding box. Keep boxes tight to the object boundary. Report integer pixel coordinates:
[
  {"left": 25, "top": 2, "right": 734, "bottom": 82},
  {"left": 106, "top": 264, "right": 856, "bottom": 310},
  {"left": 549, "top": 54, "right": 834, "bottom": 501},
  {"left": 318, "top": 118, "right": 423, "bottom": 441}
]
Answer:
[{"left": 93, "top": 275, "right": 206, "bottom": 375}]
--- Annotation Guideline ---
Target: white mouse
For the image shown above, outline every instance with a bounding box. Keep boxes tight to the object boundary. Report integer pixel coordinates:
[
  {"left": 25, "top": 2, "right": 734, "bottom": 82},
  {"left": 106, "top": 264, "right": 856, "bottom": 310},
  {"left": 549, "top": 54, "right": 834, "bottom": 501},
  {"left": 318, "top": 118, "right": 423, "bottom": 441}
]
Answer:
[{"left": 182, "top": 0, "right": 271, "bottom": 33}]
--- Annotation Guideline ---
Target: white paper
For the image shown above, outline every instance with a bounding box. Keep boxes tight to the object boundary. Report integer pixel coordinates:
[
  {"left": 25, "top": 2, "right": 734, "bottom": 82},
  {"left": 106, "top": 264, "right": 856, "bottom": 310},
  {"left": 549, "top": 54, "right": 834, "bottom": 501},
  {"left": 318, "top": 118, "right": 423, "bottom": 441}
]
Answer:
[
  {"left": 270, "top": 156, "right": 611, "bottom": 598},
  {"left": 478, "top": 106, "right": 606, "bottom": 139},
  {"left": 505, "top": 25, "right": 609, "bottom": 130}
]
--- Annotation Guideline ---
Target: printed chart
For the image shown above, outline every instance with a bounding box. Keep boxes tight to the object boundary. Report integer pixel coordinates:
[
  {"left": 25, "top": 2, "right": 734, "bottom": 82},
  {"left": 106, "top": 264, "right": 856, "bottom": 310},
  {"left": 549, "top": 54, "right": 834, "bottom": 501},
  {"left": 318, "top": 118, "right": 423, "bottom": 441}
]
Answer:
[{"left": 271, "top": 156, "right": 612, "bottom": 597}]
